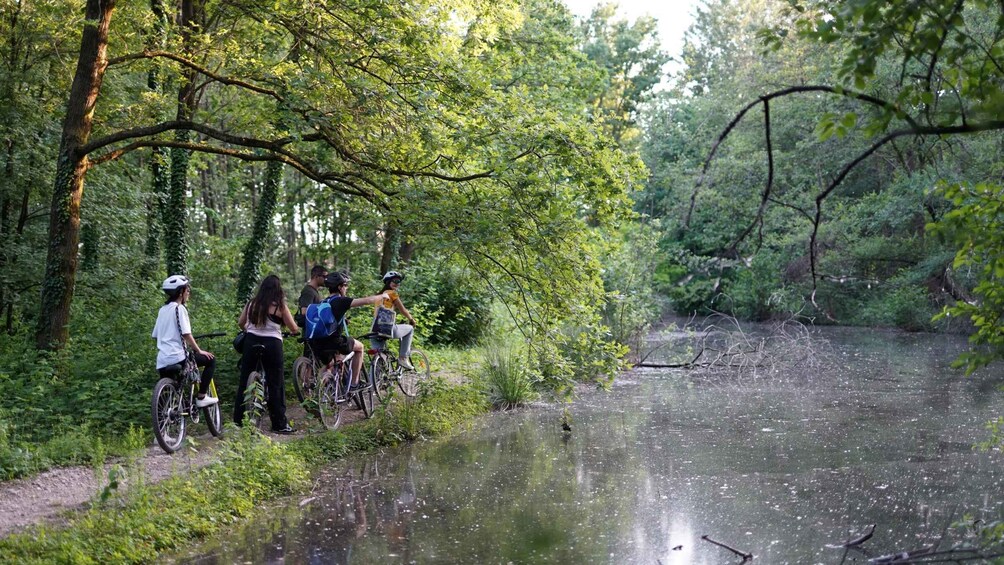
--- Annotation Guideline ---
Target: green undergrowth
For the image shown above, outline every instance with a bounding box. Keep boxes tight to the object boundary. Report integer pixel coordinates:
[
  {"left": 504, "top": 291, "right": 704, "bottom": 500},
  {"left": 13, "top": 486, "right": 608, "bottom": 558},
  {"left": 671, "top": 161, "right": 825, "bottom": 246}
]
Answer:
[{"left": 0, "top": 378, "right": 488, "bottom": 564}]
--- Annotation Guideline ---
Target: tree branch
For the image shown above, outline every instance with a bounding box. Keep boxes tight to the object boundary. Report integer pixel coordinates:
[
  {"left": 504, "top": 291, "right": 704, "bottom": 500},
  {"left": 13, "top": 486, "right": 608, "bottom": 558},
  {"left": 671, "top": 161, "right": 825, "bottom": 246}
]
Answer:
[
  {"left": 701, "top": 535, "right": 752, "bottom": 561},
  {"left": 86, "top": 139, "right": 377, "bottom": 201},
  {"left": 728, "top": 99, "right": 774, "bottom": 254},
  {"left": 807, "top": 119, "right": 1004, "bottom": 297},
  {"left": 107, "top": 50, "right": 282, "bottom": 99},
  {"left": 685, "top": 84, "right": 919, "bottom": 228}
]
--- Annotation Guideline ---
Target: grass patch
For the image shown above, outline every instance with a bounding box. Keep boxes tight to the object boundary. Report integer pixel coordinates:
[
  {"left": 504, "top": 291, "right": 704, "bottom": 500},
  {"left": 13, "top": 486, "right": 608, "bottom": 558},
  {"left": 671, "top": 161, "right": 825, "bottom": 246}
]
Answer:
[
  {"left": 0, "top": 380, "right": 489, "bottom": 564},
  {"left": 0, "top": 420, "right": 148, "bottom": 481},
  {"left": 481, "top": 343, "right": 539, "bottom": 410}
]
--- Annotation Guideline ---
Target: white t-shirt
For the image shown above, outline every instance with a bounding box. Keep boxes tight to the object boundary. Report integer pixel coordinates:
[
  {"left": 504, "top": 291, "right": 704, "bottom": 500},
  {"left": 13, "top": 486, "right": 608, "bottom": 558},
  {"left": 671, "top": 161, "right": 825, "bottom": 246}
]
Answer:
[{"left": 152, "top": 302, "right": 191, "bottom": 369}]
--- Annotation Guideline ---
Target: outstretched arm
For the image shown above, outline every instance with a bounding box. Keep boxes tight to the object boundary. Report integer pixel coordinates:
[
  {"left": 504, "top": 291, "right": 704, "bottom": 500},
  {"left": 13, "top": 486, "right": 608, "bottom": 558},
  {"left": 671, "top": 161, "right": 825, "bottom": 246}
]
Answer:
[{"left": 350, "top": 293, "right": 390, "bottom": 308}]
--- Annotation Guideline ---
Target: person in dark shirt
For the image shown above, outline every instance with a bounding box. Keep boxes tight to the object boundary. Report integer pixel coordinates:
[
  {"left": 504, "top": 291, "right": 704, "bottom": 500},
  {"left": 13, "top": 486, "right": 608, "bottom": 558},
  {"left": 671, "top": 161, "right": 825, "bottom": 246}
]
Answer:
[
  {"left": 310, "top": 271, "right": 388, "bottom": 388},
  {"left": 296, "top": 264, "right": 328, "bottom": 326}
]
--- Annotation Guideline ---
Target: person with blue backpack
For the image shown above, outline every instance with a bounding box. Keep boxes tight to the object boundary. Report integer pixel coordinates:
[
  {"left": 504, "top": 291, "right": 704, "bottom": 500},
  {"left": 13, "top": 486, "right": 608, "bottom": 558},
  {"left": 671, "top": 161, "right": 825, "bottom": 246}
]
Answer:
[{"left": 306, "top": 271, "right": 388, "bottom": 390}]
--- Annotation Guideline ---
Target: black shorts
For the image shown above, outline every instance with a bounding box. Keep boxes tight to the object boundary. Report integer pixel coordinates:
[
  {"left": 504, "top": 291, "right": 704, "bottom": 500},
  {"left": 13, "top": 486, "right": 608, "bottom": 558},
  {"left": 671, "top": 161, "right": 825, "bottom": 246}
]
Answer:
[{"left": 308, "top": 334, "right": 352, "bottom": 364}]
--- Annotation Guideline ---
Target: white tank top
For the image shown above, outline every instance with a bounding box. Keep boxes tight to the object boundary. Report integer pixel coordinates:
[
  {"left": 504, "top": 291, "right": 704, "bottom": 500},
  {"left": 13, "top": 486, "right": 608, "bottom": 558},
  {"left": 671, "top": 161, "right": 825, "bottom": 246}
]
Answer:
[{"left": 246, "top": 303, "right": 283, "bottom": 340}]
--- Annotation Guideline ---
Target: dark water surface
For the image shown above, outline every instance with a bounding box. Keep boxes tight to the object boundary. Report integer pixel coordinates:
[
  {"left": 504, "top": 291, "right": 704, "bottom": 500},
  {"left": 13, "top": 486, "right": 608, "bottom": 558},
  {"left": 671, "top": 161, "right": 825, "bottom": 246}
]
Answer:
[{"left": 174, "top": 327, "right": 1003, "bottom": 564}]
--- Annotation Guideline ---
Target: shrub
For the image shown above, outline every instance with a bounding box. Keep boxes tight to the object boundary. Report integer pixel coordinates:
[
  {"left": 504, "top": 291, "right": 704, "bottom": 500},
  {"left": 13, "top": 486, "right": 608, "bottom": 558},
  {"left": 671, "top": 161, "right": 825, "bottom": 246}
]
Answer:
[{"left": 398, "top": 259, "right": 493, "bottom": 347}]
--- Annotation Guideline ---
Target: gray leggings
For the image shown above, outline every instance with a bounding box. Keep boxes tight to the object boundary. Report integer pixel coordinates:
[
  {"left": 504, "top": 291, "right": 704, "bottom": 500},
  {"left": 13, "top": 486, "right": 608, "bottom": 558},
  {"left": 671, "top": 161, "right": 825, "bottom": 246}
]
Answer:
[{"left": 371, "top": 323, "right": 413, "bottom": 359}]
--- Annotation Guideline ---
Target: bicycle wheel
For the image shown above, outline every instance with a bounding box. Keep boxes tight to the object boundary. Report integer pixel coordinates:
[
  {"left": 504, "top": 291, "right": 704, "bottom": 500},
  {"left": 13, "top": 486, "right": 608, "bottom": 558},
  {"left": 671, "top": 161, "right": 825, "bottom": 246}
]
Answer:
[
  {"left": 398, "top": 349, "right": 430, "bottom": 397},
  {"left": 204, "top": 380, "right": 223, "bottom": 437},
  {"left": 244, "top": 371, "right": 267, "bottom": 430},
  {"left": 152, "top": 378, "right": 186, "bottom": 453},
  {"left": 317, "top": 368, "right": 342, "bottom": 430},
  {"left": 372, "top": 355, "right": 392, "bottom": 402},
  {"left": 355, "top": 366, "right": 375, "bottom": 418},
  {"left": 292, "top": 356, "right": 315, "bottom": 404}
]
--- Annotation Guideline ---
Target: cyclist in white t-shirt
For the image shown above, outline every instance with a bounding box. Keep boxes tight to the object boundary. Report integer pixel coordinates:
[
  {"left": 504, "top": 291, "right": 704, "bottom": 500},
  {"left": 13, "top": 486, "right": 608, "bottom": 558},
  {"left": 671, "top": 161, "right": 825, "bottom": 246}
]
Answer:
[{"left": 152, "top": 275, "right": 218, "bottom": 407}]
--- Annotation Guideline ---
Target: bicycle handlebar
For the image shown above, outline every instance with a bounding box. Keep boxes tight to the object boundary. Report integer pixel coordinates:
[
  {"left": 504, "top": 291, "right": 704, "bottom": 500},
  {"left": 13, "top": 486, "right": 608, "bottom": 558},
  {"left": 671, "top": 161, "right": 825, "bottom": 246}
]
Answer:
[{"left": 193, "top": 332, "right": 227, "bottom": 339}]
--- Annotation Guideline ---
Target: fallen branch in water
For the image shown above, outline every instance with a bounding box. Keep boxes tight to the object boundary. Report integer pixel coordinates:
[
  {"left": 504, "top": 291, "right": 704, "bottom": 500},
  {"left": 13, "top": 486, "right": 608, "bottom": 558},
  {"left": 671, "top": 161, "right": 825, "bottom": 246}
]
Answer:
[
  {"left": 701, "top": 535, "right": 753, "bottom": 561},
  {"left": 827, "top": 524, "right": 876, "bottom": 548}
]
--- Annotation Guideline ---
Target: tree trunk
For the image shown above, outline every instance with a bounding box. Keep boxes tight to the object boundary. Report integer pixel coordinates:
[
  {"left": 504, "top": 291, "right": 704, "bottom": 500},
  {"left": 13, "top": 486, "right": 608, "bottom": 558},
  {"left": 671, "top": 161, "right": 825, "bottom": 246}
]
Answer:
[
  {"left": 201, "top": 167, "right": 216, "bottom": 236},
  {"left": 380, "top": 220, "right": 398, "bottom": 274},
  {"left": 284, "top": 176, "right": 297, "bottom": 277},
  {"left": 36, "top": 0, "right": 116, "bottom": 350},
  {"left": 236, "top": 161, "right": 283, "bottom": 304},
  {"left": 399, "top": 238, "right": 416, "bottom": 264}
]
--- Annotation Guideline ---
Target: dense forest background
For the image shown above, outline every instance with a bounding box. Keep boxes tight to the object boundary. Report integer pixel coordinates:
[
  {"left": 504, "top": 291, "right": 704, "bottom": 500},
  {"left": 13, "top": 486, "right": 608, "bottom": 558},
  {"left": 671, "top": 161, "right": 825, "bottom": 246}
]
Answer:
[{"left": 1, "top": 0, "right": 1003, "bottom": 475}]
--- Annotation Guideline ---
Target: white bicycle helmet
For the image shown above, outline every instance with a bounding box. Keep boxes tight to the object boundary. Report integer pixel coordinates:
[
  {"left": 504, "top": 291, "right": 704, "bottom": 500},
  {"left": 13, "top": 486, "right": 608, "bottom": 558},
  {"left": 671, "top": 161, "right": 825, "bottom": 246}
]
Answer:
[
  {"left": 382, "top": 271, "right": 404, "bottom": 283},
  {"left": 162, "top": 275, "right": 190, "bottom": 290}
]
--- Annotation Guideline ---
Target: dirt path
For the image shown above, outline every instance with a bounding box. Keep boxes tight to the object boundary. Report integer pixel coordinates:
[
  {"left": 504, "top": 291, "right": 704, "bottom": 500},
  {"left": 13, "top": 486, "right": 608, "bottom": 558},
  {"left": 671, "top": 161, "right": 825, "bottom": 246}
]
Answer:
[{"left": 0, "top": 401, "right": 364, "bottom": 538}]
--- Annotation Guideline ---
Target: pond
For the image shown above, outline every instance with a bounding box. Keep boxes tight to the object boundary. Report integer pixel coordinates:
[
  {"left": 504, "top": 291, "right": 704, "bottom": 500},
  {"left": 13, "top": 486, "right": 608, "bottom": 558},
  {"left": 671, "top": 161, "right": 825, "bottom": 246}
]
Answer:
[{"left": 173, "top": 326, "right": 1003, "bottom": 564}]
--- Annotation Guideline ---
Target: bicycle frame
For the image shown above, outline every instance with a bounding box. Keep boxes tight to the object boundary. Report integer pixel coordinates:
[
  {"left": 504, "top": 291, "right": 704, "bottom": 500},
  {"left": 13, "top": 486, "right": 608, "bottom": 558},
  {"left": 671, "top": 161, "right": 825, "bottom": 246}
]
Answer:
[
  {"left": 360, "top": 331, "right": 429, "bottom": 399},
  {"left": 151, "top": 332, "right": 225, "bottom": 454}
]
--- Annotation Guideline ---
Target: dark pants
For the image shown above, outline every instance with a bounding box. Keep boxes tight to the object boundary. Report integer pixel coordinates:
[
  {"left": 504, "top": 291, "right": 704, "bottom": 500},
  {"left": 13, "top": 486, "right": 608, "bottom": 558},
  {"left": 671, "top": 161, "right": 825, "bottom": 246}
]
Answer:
[
  {"left": 234, "top": 333, "right": 287, "bottom": 430},
  {"left": 159, "top": 351, "right": 215, "bottom": 396}
]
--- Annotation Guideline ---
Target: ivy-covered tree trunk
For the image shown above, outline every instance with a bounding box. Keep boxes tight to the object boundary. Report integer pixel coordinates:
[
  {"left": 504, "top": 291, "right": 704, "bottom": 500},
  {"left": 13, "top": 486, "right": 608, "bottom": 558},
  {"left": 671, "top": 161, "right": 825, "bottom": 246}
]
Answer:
[
  {"left": 164, "top": 0, "right": 200, "bottom": 277},
  {"left": 36, "top": 0, "right": 115, "bottom": 350},
  {"left": 143, "top": 0, "right": 169, "bottom": 271},
  {"left": 236, "top": 160, "right": 283, "bottom": 304},
  {"left": 145, "top": 147, "right": 169, "bottom": 267},
  {"left": 80, "top": 223, "right": 99, "bottom": 271},
  {"left": 0, "top": 142, "right": 13, "bottom": 332},
  {"left": 284, "top": 178, "right": 298, "bottom": 277},
  {"left": 164, "top": 141, "right": 190, "bottom": 276}
]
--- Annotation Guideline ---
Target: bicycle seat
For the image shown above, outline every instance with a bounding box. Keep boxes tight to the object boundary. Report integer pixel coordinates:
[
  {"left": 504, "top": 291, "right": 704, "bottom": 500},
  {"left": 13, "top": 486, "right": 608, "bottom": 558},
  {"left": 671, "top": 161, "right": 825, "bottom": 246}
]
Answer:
[
  {"left": 161, "top": 363, "right": 183, "bottom": 374},
  {"left": 251, "top": 344, "right": 266, "bottom": 354},
  {"left": 359, "top": 332, "right": 393, "bottom": 340}
]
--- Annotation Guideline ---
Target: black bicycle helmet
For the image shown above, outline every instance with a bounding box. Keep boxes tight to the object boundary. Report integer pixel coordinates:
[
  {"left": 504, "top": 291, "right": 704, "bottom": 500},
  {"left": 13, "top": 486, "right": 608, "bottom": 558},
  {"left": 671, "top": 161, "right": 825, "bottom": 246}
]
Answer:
[
  {"left": 324, "top": 271, "right": 350, "bottom": 291},
  {"left": 382, "top": 271, "right": 404, "bottom": 283}
]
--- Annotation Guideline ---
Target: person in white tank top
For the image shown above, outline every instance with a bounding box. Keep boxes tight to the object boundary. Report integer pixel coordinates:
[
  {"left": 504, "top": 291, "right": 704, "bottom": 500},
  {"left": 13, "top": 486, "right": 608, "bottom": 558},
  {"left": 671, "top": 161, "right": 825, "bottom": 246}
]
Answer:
[{"left": 235, "top": 275, "right": 299, "bottom": 433}]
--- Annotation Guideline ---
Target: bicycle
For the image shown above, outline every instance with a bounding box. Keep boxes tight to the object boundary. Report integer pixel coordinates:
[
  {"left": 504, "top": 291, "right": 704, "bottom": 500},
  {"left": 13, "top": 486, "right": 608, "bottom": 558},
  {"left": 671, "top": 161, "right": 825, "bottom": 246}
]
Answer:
[
  {"left": 240, "top": 331, "right": 300, "bottom": 432},
  {"left": 292, "top": 339, "right": 375, "bottom": 430},
  {"left": 360, "top": 332, "right": 431, "bottom": 401},
  {"left": 242, "top": 342, "right": 270, "bottom": 431},
  {"left": 151, "top": 332, "right": 225, "bottom": 454}
]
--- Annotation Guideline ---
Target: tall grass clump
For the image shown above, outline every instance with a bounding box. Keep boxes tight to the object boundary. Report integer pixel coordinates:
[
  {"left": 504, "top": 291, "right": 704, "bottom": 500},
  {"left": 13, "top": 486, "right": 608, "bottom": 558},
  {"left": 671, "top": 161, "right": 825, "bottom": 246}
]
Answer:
[{"left": 481, "top": 343, "right": 538, "bottom": 410}]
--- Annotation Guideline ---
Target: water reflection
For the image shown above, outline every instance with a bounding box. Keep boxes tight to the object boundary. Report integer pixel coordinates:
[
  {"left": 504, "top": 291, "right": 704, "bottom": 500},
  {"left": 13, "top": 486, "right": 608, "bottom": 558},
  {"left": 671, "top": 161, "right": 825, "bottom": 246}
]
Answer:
[{"left": 174, "top": 327, "right": 1004, "bottom": 564}]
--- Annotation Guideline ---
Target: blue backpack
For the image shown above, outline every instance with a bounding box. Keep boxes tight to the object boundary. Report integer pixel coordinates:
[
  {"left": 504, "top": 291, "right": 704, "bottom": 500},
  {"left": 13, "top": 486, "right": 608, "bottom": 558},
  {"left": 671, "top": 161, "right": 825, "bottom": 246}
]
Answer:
[{"left": 305, "top": 301, "right": 337, "bottom": 340}]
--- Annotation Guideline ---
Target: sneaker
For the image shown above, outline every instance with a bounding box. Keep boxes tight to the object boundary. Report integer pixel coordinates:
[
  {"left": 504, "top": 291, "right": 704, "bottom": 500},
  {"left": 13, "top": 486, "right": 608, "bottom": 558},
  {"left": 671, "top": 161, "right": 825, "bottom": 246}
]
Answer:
[
  {"left": 399, "top": 358, "right": 414, "bottom": 371},
  {"left": 195, "top": 395, "right": 219, "bottom": 408},
  {"left": 272, "top": 424, "right": 296, "bottom": 435},
  {"left": 349, "top": 381, "right": 368, "bottom": 391}
]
